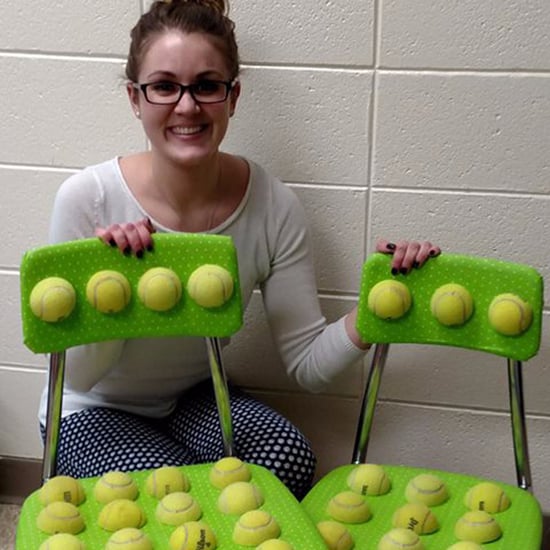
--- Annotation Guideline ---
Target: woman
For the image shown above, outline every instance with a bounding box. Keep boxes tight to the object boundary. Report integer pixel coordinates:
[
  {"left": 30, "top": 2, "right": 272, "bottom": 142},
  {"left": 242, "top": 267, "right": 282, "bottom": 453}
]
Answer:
[{"left": 39, "top": 0, "right": 440, "bottom": 499}]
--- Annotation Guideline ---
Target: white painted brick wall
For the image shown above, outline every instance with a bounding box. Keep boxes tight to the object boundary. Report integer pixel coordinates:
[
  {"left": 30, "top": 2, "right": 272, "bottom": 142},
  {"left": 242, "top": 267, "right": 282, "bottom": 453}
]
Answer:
[{"left": 1, "top": 0, "right": 549, "bottom": 514}]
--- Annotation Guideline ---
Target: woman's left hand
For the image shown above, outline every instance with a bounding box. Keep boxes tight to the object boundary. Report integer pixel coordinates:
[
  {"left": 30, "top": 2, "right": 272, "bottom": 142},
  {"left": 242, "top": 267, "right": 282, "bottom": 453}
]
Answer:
[{"left": 375, "top": 239, "right": 441, "bottom": 275}]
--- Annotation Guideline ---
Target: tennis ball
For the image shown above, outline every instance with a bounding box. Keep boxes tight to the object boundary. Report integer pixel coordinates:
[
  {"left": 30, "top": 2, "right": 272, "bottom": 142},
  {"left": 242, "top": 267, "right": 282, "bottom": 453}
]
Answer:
[
  {"left": 145, "top": 466, "right": 190, "bottom": 499},
  {"left": 464, "top": 482, "right": 510, "bottom": 513},
  {"left": 233, "top": 510, "right": 281, "bottom": 546},
  {"left": 187, "top": 264, "right": 234, "bottom": 308},
  {"left": 86, "top": 270, "right": 131, "bottom": 313},
  {"left": 368, "top": 280, "right": 412, "bottom": 320},
  {"left": 36, "top": 501, "right": 85, "bottom": 535},
  {"left": 316, "top": 521, "right": 354, "bottom": 550},
  {"left": 169, "top": 520, "right": 217, "bottom": 550},
  {"left": 430, "top": 283, "right": 473, "bottom": 326},
  {"left": 94, "top": 471, "right": 139, "bottom": 504},
  {"left": 257, "top": 540, "right": 294, "bottom": 550},
  {"left": 218, "top": 481, "right": 264, "bottom": 515},
  {"left": 446, "top": 543, "right": 483, "bottom": 550},
  {"left": 138, "top": 267, "right": 182, "bottom": 311},
  {"left": 105, "top": 528, "right": 153, "bottom": 550},
  {"left": 39, "top": 475, "right": 86, "bottom": 506},
  {"left": 346, "top": 463, "right": 391, "bottom": 496},
  {"left": 30, "top": 277, "right": 76, "bottom": 322},
  {"left": 488, "top": 293, "right": 533, "bottom": 336},
  {"left": 392, "top": 502, "right": 439, "bottom": 535},
  {"left": 209, "top": 456, "right": 251, "bottom": 489},
  {"left": 98, "top": 499, "right": 146, "bottom": 532},
  {"left": 377, "top": 528, "right": 424, "bottom": 550},
  {"left": 38, "top": 533, "right": 86, "bottom": 550},
  {"left": 327, "top": 490, "right": 371, "bottom": 524},
  {"left": 156, "top": 492, "right": 202, "bottom": 526},
  {"left": 405, "top": 473, "right": 449, "bottom": 507},
  {"left": 454, "top": 510, "right": 502, "bottom": 544}
]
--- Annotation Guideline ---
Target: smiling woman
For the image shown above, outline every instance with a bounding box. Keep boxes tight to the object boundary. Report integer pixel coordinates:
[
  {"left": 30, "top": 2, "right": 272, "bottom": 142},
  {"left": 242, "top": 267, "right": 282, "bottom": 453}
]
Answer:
[{"left": 38, "top": 0, "right": 439, "bottom": 501}]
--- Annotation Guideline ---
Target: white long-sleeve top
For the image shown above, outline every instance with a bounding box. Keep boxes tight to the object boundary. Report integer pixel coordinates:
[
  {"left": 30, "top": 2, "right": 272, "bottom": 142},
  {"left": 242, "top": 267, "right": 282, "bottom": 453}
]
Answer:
[{"left": 38, "top": 157, "right": 365, "bottom": 424}]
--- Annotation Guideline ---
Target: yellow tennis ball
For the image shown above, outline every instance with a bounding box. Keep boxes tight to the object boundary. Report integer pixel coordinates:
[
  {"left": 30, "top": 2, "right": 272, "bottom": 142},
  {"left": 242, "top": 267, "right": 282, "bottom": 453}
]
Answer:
[
  {"left": 327, "top": 490, "right": 371, "bottom": 524},
  {"left": 138, "top": 267, "right": 182, "bottom": 311},
  {"left": 430, "top": 283, "right": 474, "bottom": 326},
  {"left": 30, "top": 277, "right": 76, "bottom": 322},
  {"left": 405, "top": 473, "right": 449, "bottom": 507},
  {"left": 368, "top": 280, "right": 412, "bottom": 320},
  {"left": 94, "top": 471, "right": 139, "bottom": 504},
  {"left": 38, "top": 533, "right": 86, "bottom": 550},
  {"left": 377, "top": 528, "right": 424, "bottom": 550},
  {"left": 98, "top": 499, "right": 146, "bottom": 532},
  {"left": 454, "top": 510, "right": 502, "bottom": 544},
  {"left": 86, "top": 270, "right": 131, "bottom": 313},
  {"left": 464, "top": 482, "right": 511, "bottom": 513},
  {"left": 187, "top": 264, "right": 234, "bottom": 308},
  {"left": 39, "top": 475, "right": 86, "bottom": 506},
  {"left": 392, "top": 502, "right": 439, "bottom": 535},
  {"left": 36, "top": 501, "right": 85, "bottom": 535},
  {"left": 316, "top": 521, "right": 354, "bottom": 550},
  {"left": 105, "top": 528, "right": 153, "bottom": 550},
  {"left": 446, "top": 543, "right": 483, "bottom": 550},
  {"left": 218, "top": 481, "right": 264, "bottom": 515},
  {"left": 169, "top": 520, "right": 217, "bottom": 550},
  {"left": 156, "top": 492, "right": 202, "bottom": 526},
  {"left": 488, "top": 293, "right": 533, "bottom": 336},
  {"left": 145, "top": 466, "right": 190, "bottom": 499},
  {"left": 209, "top": 456, "right": 251, "bottom": 489},
  {"left": 257, "top": 540, "right": 295, "bottom": 550},
  {"left": 233, "top": 510, "right": 281, "bottom": 546},
  {"left": 346, "top": 463, "right": 391, "bottom": 496}
]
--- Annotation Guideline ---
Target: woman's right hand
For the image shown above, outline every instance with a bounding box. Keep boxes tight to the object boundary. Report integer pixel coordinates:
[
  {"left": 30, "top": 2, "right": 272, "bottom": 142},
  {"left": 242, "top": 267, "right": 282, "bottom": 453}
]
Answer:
[{"left": 95, "top": 217, "right": 155, "bottom": 257}]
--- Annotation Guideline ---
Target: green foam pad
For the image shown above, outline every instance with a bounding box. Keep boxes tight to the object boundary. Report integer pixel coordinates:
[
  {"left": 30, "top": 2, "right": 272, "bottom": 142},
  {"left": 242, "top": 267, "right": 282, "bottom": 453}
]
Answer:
[
  {"left": 16, "top": 462, "right": 328, "bottom": 549},
  {"left": 356, "top": 253, "right": 543, "bottom": 361},
  {"left": 302, "top": 464, "right": 542, "bottom": 549},
  {"left": 20, "top": 234, "right": 243, "bottom": 353}
]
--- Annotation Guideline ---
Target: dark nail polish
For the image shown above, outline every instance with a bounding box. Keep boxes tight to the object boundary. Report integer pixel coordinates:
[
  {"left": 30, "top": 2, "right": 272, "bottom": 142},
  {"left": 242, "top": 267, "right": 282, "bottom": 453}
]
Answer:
[
  {"left": 413, "top": 261, "right": 420, "bottom": 269},
  {"left": 136, "top": 250, "right": 143, "bottom": 259},
  {"left": 123, "top": 246, "right": 131, "bottom": 256},
  {"left": 429, "top": 249, "right": 437, "bottom": 257},
  {"left": 146, "top": 245, "right": 154, "bottom": 252},
  {"left": 109, "top": 239, "right": 116, "bottom": 247},
  {"left": 391, "top": 268, "right": 398, "bottom": 276},
  {"left": 400, "top": 268, "right": 408, "bottom": 275},
  {"left": 387, "top": 242, "right": 396, "bottom": 250}
]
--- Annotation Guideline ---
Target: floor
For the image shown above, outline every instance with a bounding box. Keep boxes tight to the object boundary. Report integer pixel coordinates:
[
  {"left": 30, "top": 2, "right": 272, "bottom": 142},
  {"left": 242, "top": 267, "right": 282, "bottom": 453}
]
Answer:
[{"left": 0, "top": 504, "right": 20, "bottom": 550}]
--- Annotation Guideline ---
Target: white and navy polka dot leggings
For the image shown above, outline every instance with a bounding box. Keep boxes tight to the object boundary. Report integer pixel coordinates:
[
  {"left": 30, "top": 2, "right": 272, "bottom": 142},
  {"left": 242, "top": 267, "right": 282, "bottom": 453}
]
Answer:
[{"left": 40, "top": 381, "right": 316, "bottom": 499}]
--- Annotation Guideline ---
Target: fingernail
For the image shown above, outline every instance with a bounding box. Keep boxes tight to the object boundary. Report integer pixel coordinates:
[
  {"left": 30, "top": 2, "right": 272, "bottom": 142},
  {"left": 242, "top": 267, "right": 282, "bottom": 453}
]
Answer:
[
  {"left": 109, "top": 239, "right": 116, "bottom": 247},
  {"left": 136, "top": 250, "right": 144, "bottom": 259},
  {"left": 123, "top": 246, "right": 131, "bottom": 256},
  {"left": 146, "top": 245, "right": 154, "bottom": 252},
  {"left": 429, "top": 249, "right": 437, "bottom": 257},
  {"left": 386, "top": 242, "right": 396, "bottom": 250},
  {"left": 413, "top": 261, "right": 420, "bottom": 269},
  {"left": 391, "top": 268, "right": 398, "bottom": 276},
  {"left": 400, "top": 268, "right": 408, "bottom": 275}
]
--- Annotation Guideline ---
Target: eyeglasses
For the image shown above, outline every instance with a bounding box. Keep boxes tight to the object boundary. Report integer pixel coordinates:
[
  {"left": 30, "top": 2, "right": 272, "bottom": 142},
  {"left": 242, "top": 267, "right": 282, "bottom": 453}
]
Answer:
[{"left": 132, "top": 79, "right": 237, "bottom": 105}]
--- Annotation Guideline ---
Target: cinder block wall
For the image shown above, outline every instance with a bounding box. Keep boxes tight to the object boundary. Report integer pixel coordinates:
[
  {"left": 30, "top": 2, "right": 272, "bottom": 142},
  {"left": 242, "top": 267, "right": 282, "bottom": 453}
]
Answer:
[{"left": 1, "top": 0, "right": 549, "bottom": 513}]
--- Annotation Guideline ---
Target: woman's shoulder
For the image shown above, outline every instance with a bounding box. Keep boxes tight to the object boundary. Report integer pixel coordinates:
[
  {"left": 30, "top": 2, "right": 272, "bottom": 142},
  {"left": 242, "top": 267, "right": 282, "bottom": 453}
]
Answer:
[
  {"left": 247, "top": 158, "right": 301, "bottom": 207},
  {"left": 55, "top": 158, "right": 122, "bottom": 199}
]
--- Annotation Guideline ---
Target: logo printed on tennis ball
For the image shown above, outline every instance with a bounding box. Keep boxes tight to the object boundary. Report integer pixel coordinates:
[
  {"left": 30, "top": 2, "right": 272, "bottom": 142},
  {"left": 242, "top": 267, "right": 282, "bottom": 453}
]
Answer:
[
  {"left": 156, "top": 492, "right": 202, "bottom": 526},
  {"left": 105, "top": 527, "right": 153, "bottom": 550},
  {"left": 39, "top": 475, "right": 86, "bottom": 506},
  {"left": 233, "top": 510, "right": 281, "bottom": 546},
  {"left": 36, "top": 501, "right": 85, "bottom": 535},
  {"left": 454, "top": 510, "right": 502, "bottom": 544},
  {"left": 30, "top": 277, "right": 76, "bottom": 322},
  {"left": 392, "top": 502, "right": 439, "bottom": 535},
  {"left": 94, "top": 471, "right": 139, "bottom": 504},
  {"left": 169, "top": 520, "right": 217, "bottom": 550},
  {"left": 430, "top": 283, "right": 474, "bottom": 326},
  {"left": 316, "top": 520, "right": 354, "bottom": 550},
  {"left": 378, "top": 527, "right": 424, "bottom": 550},
  {"left": 463, "top": 482, "right": 510, "bottom": 513},
  {"left": 488, "top": 293, "right": 533, "bottom": 336},
  {"left": 346, "top": 463, "right": 391, "bottom": 496},
  {"left": 138, "top": 267, "right": 182, "bottom": 312},
  {"left": 368, "top": 280, "right": 412, "bottom": 320},
  {"left": 187, "top": 264, "right": 234, "bottom": 308},
  {"left": 405, "top": 474, "right": 449, "bottom": 507},
  {"left": 86, "top": 270, "right": 131, "bottom": 314},
  {"left": 38, "top": 533, "right": 87, "bottom": 550},
  {"left": 327, "top": 490, "right": 371, "bottom": 524}
]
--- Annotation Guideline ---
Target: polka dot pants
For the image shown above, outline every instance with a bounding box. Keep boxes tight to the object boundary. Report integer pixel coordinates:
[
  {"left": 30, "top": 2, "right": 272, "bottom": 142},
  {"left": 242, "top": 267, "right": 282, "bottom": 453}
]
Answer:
[{"left": 40, "top": 381, "right": 316, "bottom": 499}]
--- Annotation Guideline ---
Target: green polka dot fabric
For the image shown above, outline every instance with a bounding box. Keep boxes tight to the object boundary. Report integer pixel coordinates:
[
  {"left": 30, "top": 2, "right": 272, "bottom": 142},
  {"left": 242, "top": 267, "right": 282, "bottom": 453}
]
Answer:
[
  {"left": 20, "top": 234, "right": 243, "bottom": 353},
  {"left": 356, "top": 253, "right": 543, "bottom": 361},
  {"left": 301, "top": 464, "right": 542, "bottom": 549},
  {"left": 16, "top": 463, "right": 327, "bottom": 549}
]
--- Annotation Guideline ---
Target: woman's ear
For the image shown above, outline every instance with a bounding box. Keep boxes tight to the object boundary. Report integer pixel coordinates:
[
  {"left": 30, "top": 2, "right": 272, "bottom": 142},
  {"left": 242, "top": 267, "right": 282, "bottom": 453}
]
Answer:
[
  {"left": 127, "top": 82, "right": 141, "bottom": 118},
  {"left": 229, "top": 80, "right": 241, "bottom": 117}
]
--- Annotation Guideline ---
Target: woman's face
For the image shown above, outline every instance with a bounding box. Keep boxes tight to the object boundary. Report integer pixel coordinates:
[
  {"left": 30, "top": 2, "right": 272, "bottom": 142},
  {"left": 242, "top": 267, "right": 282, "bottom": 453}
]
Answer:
[{"left": 128, "top": 31, "right": 240, "bottom": 167}]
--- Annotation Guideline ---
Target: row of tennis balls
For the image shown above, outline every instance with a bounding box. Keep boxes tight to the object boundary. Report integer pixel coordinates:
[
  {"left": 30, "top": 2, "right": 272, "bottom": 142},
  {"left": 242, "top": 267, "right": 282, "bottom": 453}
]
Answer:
[
  {"left": 367, "top": 280, "right": 533, "bottom": 335},
  {"left": 29, "top": 263, "right": 235, "bottom": 323}
]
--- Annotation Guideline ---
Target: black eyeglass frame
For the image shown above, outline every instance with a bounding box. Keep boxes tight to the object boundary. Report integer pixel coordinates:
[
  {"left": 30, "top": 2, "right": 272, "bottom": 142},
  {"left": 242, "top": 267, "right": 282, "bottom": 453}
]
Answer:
[{"left": 132, "top": 79, "right": 238, "bottom": 105}]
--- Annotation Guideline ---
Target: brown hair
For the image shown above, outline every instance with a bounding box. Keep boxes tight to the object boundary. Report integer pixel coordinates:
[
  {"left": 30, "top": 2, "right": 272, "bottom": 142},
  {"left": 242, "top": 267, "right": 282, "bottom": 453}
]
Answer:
[{"left": 126, "top": 0, "right": 239, "bottom": 82}]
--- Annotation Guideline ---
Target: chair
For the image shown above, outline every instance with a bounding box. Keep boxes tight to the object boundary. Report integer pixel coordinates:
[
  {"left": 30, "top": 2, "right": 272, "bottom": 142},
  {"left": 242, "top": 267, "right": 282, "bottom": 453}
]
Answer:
[
  {"left": 15, "top": 234, "right": 327, "bottom": 549},
  {"left": 302, "top": 252, "right": 544, "bottom": 549}
]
